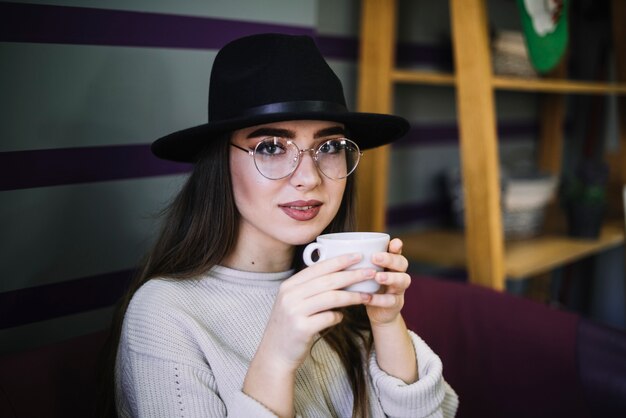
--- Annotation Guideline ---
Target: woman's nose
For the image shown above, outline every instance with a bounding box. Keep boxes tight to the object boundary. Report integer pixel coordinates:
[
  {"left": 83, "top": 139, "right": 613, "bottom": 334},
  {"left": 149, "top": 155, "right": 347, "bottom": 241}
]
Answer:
[{"left": 289, "top": 150, "right": 322, "bottom": 188}]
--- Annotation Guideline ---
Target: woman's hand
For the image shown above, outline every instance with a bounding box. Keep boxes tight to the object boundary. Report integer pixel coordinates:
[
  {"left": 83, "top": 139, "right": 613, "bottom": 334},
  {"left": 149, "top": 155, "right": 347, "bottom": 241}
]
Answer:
[
  {"left": 365, "top": 238, "right": 411, "bottom": 326},
  {"left": 243, "top": 253, "right": 373, "bottom": 416},
  {"left": 261, "top": 253, "right": 373, "bottom": 369},
  {"left": 364, "top": 238, "right": 418, "bottom": 384}
]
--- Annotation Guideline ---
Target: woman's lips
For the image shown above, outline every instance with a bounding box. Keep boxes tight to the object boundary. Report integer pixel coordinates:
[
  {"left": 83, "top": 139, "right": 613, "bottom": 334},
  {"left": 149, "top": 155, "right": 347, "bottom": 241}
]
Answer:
[{"left": 279, "top": 200, "right": 322, "bottom": 221}]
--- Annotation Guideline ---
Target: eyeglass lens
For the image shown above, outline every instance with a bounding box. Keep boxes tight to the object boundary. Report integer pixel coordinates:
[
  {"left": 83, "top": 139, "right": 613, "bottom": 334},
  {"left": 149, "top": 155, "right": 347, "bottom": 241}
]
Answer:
[{"left": 253, "top": 137, "right": 360, "bottom": 180}]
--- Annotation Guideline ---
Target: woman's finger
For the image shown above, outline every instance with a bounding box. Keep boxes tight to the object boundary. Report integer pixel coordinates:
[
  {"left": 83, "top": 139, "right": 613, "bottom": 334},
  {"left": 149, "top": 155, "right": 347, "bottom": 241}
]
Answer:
[
  {"left": 291, "top": 268, "right": 376, "bottom": 299},
  {"left": 375, "top": 272, "right": 411, "bottom": 294},
  {"left": 365, "top": 293, "right": 403, "bottom": 309},
  {"left": 283, "top": 252, "right": 363, "bottom": 288},
  {"left": 299, "top": 289, "right": 371, "bottom": 316},
  {"left": 372, "top": 251, "right": 409, "bottom": 273},
  {"left": 388, "top": 238, "right": 403, "bottom": 255},
  {"left": 305, "top": 310, "right": 345, "bottom": 335}
]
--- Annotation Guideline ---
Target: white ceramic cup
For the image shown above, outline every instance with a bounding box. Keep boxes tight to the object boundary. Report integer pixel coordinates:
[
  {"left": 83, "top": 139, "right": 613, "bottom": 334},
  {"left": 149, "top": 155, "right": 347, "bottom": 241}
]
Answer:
[{"left": 302, "top": 232, "right": 390, "bottom": 293}]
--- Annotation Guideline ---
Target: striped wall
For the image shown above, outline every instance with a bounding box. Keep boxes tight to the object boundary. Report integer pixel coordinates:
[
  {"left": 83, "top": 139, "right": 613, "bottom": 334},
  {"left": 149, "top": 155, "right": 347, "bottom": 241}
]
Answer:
[{"left": 0, "top": 0, "right": 539, "bottom": 353}]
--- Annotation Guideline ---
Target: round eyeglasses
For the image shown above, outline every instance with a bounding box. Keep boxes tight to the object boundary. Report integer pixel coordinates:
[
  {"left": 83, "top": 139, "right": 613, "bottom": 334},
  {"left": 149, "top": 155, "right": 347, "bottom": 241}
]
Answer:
[{"left": 231, "top": 137, "right": 363, "bottom": 180}]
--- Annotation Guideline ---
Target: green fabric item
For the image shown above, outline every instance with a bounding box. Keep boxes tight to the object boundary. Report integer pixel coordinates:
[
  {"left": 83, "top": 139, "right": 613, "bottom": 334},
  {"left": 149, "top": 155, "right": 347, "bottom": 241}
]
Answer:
[{"left": 517, "top": 0, "right": 569, "bottom": 74}]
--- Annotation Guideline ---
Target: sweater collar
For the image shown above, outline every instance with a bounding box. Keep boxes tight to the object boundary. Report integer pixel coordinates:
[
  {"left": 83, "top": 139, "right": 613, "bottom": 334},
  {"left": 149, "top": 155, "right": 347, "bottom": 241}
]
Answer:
[{"left": 209, "top": 265, "right": 295, "bottom": 288}]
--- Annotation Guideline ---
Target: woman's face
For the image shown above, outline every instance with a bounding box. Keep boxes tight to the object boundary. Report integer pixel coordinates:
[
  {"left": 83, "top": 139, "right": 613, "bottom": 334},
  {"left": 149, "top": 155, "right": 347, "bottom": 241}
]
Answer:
[{"left": 229, "top": 120, "right": 348, "bottom": 252}]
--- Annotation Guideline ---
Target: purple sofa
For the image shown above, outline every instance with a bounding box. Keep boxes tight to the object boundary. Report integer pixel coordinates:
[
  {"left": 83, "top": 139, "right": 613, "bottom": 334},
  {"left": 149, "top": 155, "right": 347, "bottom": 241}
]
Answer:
[
  {"left": 403, "top": 276, "right": 626, "bottom": 418},
  {"left": 1, "top": 276, "right": 625, "bottom": 417}
]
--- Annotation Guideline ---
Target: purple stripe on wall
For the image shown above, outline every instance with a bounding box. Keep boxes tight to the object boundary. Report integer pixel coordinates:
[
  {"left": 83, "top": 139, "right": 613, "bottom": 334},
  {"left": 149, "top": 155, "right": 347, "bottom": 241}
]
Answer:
[
  {"left": 316, "top": 36, "right": 451, "bottom": 68},
  {"left": 0, "top": 2, "right": 314, "bottom": 50},
  {"left": 314, "top": 34, "right": 359, "bottom": 61},
  {"left": 0, "top": 2, "right": 452, "bottom": 68},
  {"left": 0, "top": 269, "right": 134, "bottom": 329},
  {"left": 0, "top": 264, "right": 466, "bottom": 329},
  {"left": 0, "top": 144, "right": 192, "bottom": 191},
  {"left": 0, "top": 198, "right": 452, "bottom": 329},
  {"left": 394, "top": 121, "right": 538, "bottom": 147},
  {"left": 0, "top": 121, "right": 536, "bottom": 191},
  {"left": 396, "top": 40, "right": 453, "bottom": 70},
  {"left": 386, "top": 200, "right": 450, "bottom": 227}
]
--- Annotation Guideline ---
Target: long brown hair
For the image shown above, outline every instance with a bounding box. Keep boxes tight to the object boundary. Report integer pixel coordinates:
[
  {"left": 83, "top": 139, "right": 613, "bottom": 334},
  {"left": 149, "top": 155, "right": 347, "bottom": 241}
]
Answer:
[{"left": 98, "top": 133, "right": 372, "bottom": 417}]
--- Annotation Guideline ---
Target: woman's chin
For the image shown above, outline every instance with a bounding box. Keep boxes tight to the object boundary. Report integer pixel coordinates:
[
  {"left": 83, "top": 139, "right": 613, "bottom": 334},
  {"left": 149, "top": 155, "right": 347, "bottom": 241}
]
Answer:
[{"left": 282, "top": 229, "right": 325, "bottom": 246}]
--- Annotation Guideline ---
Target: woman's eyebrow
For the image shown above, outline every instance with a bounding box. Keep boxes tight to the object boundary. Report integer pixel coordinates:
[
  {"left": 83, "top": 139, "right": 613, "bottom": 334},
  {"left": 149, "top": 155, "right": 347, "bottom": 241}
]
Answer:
[
  {"left": 314, "top": 126, "right": 346, "bottom": 138},
  {"left": 246, "top": 128, "right": 294, "bottom": 139},
  {"left": 245, "top": 125, "right": 346, "bottom": 140}
]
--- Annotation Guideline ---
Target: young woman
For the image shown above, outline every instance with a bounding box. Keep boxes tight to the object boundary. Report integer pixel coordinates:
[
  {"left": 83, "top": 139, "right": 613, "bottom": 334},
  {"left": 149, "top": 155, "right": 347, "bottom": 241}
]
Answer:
[{"left": 109, "top": 34, "right": 458, "bottom": 417}]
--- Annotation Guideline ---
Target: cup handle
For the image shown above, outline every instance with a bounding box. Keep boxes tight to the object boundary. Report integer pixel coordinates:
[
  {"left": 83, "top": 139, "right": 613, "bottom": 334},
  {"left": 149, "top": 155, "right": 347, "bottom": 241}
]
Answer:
[{"left": 302, "top": 243, "right": 324, "bottom": 266}]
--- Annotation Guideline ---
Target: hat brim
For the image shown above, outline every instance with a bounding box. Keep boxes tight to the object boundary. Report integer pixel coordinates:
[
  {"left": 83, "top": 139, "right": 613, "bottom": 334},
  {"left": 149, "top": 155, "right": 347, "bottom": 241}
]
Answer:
[{"left": 151, "top": 111, "right": 410, "bottom": 162}]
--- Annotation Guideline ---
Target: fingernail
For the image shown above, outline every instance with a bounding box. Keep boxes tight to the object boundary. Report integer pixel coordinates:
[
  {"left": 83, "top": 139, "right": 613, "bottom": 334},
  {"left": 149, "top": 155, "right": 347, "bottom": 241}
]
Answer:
[
  {"left": 350, "top": 253, "right": 362, "bottom": 261},
  {"left": 377, "top": 272, "right": 387, "bottom": 283},
  {"left": 360, "top": 269, "right": 375, "bottom": 278},
  {"left": 361, "top": 293, "right": 372, "bottom": 302},
  {"left": 373, "top": 253, "right": 384, "bottom": 263}
]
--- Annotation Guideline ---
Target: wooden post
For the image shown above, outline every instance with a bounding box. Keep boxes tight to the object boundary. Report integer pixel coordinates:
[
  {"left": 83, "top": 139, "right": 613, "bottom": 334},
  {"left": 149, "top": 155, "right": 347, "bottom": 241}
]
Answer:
[
  {"left": 537, "top": 62, "right": 567, "bottom": 235},
  {"left": 611, "top": 0, "right": 626, "bottom": 323},
  {"left": 537, "top": 61, "right": 568, "bottom": 175},
  {"left": 356, "top": 0, "right": 397, "bottom": 232},
  {"left": 612, "top": 0, "right": 626, "bottom": 189},
  {"left": 450, "top": 0, "right": 505, "bottom": 290},
  {"left": 537, "top": 94, "right": 566, "bottom": 175}
]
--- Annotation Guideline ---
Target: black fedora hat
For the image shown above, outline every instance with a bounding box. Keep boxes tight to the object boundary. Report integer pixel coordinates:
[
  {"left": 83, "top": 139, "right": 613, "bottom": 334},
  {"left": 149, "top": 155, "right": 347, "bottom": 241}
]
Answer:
[{"left": 151, "top": 33, "right": 409, "bottom": 162}]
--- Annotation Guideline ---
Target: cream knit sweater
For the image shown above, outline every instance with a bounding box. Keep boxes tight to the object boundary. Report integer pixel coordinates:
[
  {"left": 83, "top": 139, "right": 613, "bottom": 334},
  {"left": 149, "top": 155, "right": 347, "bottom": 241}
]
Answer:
[{"left": 115, "top": 266, "right": 458, "bottom": 417}]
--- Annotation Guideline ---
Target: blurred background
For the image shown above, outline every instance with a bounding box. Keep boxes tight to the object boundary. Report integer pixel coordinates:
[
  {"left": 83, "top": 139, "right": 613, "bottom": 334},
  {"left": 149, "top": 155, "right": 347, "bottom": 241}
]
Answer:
[{"left": 1, "top": 0, "right": 624, "bottom": 358}]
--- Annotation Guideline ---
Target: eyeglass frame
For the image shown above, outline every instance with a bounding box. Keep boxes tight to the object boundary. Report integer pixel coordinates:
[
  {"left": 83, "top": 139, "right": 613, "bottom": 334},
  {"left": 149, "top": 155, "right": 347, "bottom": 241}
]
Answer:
[{"left": 230, "top": 136, "right": 363, "bottom": 181}]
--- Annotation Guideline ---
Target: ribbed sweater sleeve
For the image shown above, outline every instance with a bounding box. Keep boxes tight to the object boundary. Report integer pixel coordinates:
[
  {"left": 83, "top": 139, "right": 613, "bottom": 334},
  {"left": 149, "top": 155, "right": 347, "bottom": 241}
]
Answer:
[{"left": 369, "top": 331, "right": 459, "bottom": 418}]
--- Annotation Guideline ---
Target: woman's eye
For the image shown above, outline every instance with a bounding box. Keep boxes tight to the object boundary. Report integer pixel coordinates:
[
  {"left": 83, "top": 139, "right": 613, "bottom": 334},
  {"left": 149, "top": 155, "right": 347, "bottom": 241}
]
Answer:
[
  {"left": 319, "top": 140, "right": 342, "bottom": 154},
  {"left": 257, "top": 140, "right": 287, "bottom": 156}
]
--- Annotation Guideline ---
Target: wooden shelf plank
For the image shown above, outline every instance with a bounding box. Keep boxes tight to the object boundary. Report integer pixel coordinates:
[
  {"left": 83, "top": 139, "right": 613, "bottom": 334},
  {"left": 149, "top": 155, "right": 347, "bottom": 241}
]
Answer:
[
  {"left": 397, "top": 229, "right": 468, "bottom": 269},
  {"left": 397, "top": 220, "right": 625, "bottom": 281},
  {"left": 391, "top": 69, "right": 626, "bottom": 95},
  {"left": 392, "top": 69, "right": 456, "bottom": 86},
  {"left": 492, "top": 76, "right": 626, "bottom": 94},
  {"left": 506, "top": 220, "right": 625, "bottom": 278}
]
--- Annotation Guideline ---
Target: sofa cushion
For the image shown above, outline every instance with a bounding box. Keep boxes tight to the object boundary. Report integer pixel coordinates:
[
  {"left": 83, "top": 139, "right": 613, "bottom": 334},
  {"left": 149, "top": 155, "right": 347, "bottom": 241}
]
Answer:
[
  {"left": 402, "top": 276, "right": 589, "bottom": 418},
  {"left": 0, "top": 331, "right": 108, "bottom": 418}
]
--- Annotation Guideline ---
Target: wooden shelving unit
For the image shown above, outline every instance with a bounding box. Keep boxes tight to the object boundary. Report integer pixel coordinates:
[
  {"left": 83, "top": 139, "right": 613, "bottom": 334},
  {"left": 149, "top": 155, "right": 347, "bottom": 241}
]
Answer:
[
  {"left": 397, "top": 220, "right": 625, "bottom": 280},
  {"left": 356, "top": 0, "right": 626, "bottom": 290}
]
